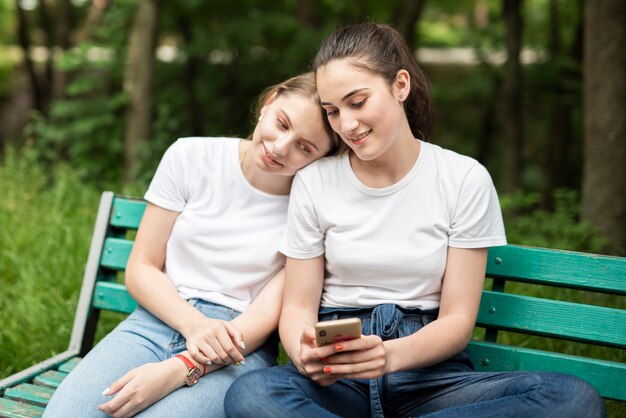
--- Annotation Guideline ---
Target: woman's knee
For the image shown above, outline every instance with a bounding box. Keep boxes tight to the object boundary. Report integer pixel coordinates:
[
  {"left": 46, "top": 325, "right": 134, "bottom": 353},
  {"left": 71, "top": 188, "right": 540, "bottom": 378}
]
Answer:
[
  {"left": 225, "top": 366, "right": 306, "bottom": 417},
  {"left": 539, "top": 373, "right": 605, "bottom": 417},
  {"left": 224, "top": 369, "right": 276, "bottom": 416}
]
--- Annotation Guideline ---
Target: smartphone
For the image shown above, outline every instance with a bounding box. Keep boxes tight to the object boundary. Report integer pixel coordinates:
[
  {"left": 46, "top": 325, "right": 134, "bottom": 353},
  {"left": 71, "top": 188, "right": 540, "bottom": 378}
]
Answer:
[{"left": 315, "top": 318, "right": 362, "bottom": 346}]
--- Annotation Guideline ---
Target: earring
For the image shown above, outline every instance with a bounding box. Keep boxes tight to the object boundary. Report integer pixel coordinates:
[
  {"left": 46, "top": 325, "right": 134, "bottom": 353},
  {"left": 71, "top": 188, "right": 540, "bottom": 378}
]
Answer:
[
  {"left": 258, "top": 114, "right": 264, "bottom": 121},
  {"left": 399, "top": 94, "right": 404, "bottom": 100}
]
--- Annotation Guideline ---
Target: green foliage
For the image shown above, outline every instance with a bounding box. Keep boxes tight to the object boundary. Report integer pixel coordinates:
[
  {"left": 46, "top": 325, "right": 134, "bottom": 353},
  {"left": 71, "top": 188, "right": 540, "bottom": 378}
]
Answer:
[
  {"left": 419, "top": 20, "right": 469, "bottom": 47},
  {"left": 0, "top": 57, "right": 12, "bottom": 99},
  {"left": 12, "top": 0, "right": 588, "bottom": 190},
  {"left": 25, "top": 4, "right": 132, "bottom": 183},
  {"left": 501, "top": 188, "right": 606, "bottom": 252},
  {"left": 0, "top": 0, "right": 14, "bottom": 98},
  {"left": 0, "top": 147, "right": 101, "bottom": 377},
  {"left": 22, "top": 1, "right": 335, "bottom": 184},
  {"left": 0, "top": 0, "right": 14, "bottom": 45},
  {"left": 524, "top": 0, "right": 583, "bottom": 49}
]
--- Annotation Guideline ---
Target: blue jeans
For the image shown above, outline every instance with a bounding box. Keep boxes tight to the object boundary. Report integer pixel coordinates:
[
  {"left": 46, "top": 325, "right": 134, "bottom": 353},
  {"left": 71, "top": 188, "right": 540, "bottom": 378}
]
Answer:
[
  {"left": 225, "top": 304, "right": 605, "bottom": 418},
  {"left": 43, "top": 299, "right": 277, "bottom": 418}
]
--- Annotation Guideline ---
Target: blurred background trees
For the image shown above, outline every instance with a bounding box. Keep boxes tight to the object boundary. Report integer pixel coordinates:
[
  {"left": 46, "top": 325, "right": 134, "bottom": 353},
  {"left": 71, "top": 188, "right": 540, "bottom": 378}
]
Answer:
[{"left": 0, "top": 0, "right": 624, "bottom": 254}]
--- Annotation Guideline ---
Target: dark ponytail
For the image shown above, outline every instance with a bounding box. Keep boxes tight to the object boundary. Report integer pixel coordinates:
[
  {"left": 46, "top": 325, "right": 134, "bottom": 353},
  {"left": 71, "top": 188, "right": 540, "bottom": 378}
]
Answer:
[{"left": 313, "top": 23, "right": 434, "bottom": 141}]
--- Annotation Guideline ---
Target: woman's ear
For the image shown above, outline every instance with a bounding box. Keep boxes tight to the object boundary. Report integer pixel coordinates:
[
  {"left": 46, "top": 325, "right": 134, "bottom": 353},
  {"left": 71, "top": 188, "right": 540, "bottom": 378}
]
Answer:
[{"left": 394, "top": 69, "right": 411, "bottom": 101}]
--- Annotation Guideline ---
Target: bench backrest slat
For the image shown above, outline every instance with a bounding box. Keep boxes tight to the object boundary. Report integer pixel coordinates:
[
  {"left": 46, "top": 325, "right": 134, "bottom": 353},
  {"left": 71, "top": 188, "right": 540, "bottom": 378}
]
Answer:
[
  {"left": 100, "top": 238, "right": 133, "bottom": 271},
  {"left": 92, "top": 282, "right": 137, "bottom": 314},
  {"left": 477, "top": 291, "right": 626, "bottom": 348},
  {"left": 486, "top": 245, "right": 626, "bottom": 294},
  {"left": 110, "top": 198, "right": 147, "bottom": 229},
  {"left": 467, "top": 341, "right": 626, "bottom": 401}
]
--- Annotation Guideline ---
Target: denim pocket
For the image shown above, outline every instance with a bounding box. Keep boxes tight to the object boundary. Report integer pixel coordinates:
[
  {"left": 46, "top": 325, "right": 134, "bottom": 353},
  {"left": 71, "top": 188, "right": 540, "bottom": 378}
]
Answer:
[
  {"left": 190, "top": 298, "right": 237, "bottom": 321},
  {"left": 397, "top": 316, "right": 424, "bottom": 338}
]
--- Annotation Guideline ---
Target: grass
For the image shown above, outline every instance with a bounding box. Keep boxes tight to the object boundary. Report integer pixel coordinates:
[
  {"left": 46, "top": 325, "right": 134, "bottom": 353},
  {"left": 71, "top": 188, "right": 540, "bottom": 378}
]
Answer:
[
  {"left": 0, "top": 147, "right": 131, "bottom": 379},
  {"left": 1, "top": 148, "right": 624, "bottom": 416}
]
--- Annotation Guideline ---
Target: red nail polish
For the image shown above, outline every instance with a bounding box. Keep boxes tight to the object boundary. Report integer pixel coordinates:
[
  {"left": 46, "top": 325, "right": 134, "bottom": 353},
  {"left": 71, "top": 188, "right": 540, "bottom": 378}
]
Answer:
[
  {"left": 322, "top": 357, "right": 329, "bottom": 363},
  {"left": 324, "top": 366, "right": 332, "bottom": 374},
  {"left": 335, "top": 344, "right": 343, "bottom": 351}
]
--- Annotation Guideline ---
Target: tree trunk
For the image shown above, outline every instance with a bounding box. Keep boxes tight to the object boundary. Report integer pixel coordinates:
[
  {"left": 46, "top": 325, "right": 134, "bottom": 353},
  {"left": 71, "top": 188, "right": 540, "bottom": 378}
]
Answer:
[
  {"left": 123, "top": 0, "right": 159, "bottom": 183},
  {"left": 543, "top": 0, "right": 567, "bottom": 210},
  {"left": 177, "top": 15, "right": 203, "bottom": 136},
  {"left": 53, "top": 0, "right": 73, "bottom": 101},
  {"left": 16, "top": 0, "right": 44, "bottom": 114},
  {"left": 392, "top": 0, "right": 426, "bottom": 52},
  {"left": 37, "top": 0, "right": 54, "bottom": 110},
  {"left": 476, "top": 72, "right": 501, "bottom": 167},
  {"left": 57, "top": 0, "right": 73, "bottom": 50},
  {"left": 501, "top": 0, "right": 524, "bottom": 193},
  {"left": 75, "top": 0, "right": 109, "bottom": 44},
  {"left": 543, "top": 0, "right": 583, "bottom": 210},
  {"left": 472, "top": 1, "right": 499, "bottom": 168},
  {"left": 296, "top": 0, "right": 321, "bottom": 29},
  {"left": 581, "top": 0, "right": 626, "bottom": 254}
]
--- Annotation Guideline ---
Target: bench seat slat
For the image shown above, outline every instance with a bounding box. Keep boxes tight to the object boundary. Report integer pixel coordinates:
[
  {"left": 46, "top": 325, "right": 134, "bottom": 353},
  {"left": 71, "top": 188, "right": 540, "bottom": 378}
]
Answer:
[
  {"left": 99, "top": 238, "right": 133, "bottom": 271},
  {"left": 467, "top": 340, "right": 626, "bottom": 401},
  {"left": 56, "top": 358, "right": 81, "bottom": 374},
  {"left": 3, "top": 384, "right": 54, "bottom": 408},
  {"left": 0, "top": 351, "right": 76, "bottom": 392},
  {"left": 110, "top": 198, "right": 147, "bottom": 229},
  {"left": 487, "top": 246, "right": 626, "bottom": 294},
  {"left": 92, "top": 282, "right": 137, "bottom": 314},
  {"left": 0, "top": 398, "right": 44, "bottom": 418},
  {"left": 477, "top": 291, "right": 626, "bottom": 348},
  {"left": 32, "top": 372, "right": 67, "bottom": 389}
]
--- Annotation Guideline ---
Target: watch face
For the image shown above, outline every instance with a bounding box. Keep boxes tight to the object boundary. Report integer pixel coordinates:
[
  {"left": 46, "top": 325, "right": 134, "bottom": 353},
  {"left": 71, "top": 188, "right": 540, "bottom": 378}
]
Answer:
[{"left": 185, "top": 367, "right": 202, "bottom": 386}]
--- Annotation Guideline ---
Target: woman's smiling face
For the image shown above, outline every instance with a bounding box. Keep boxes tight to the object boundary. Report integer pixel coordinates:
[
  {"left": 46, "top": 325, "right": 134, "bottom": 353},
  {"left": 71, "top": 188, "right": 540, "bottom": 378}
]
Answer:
[
  {"left": 250, "top": 93, "right": 333, "bottom": 177},
  {"left": 316, "top": 59, "right": 408, "bottom": 162}
]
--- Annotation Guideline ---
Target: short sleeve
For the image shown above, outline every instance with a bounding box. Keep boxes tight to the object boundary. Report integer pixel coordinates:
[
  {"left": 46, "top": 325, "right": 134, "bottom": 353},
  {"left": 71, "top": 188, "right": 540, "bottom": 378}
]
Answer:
[
  {"left": 144, "top": 139, "right": 190, "bottom": 212},
  {"left": 279, "top": 172, "right": 326, "bottom": 259},
  {"left": 448, "top": 163, "right": 507, "bottom": 248}
]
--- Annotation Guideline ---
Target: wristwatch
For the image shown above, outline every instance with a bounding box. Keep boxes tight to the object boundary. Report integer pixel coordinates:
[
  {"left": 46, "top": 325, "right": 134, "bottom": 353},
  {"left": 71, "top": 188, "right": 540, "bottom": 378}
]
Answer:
[{"left": 175, "top": 354, "right": 202, "bottom": 386}]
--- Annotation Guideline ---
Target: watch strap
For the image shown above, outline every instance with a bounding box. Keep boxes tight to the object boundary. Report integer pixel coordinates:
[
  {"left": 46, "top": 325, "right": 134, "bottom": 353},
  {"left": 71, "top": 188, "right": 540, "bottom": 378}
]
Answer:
[
  {"left": 175, "top": 354, "right": 195, "bottom": 370},
  {"left": 175, "top": 353, "right": 206, "bottom": 376}
]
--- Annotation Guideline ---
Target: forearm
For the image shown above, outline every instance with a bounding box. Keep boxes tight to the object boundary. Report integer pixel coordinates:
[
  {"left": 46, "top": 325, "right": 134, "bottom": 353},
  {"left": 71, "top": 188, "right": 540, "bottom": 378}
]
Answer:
[
  {"left": 98, "top": 351, "right": 227, "bottom": 416},
  {"left": 230, "top": 311, "right": 276, "bottom": 354},
  {"left": 230, "top": 269, "right": 285, "bottom": 354},
  {"left": 383, "top": 247, "right": 487, "bottom": 373},
  {"left": 279, "top": 305, "right": 317, "bottom": 362},
  {"left": 382, "top": 247, "right": 487, "bottom": 372},
  {"left": 125, "top": 263, "right": 205, "bottom": 336},
  {"left": 384, "top": 312, "right": 475, "bottom": 373},
  {"left": 279, "top": 256, "right": 325, "bottom": 363}
]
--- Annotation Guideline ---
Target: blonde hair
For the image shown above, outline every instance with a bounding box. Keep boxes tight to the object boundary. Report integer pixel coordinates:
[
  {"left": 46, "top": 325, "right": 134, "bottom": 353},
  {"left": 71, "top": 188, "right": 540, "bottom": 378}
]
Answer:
[{"left": 251, "top": 72, "right": 342, "bottom": 154}]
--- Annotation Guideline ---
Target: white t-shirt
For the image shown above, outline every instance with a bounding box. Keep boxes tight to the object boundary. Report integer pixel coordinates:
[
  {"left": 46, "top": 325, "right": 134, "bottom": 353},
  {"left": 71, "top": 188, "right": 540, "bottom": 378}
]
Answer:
[
  {"left": 144, "top": 137, "right": 289, "bottom": 312},
  {"left": 281, "top": 140, "right": 507, "bottom": 310}
]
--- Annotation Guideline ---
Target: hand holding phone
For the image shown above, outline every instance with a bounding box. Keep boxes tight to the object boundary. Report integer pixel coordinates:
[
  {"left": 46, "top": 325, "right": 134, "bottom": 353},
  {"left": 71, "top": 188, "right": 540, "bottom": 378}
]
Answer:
[{"left": 315, "top": 318, "right": 362, "bottom": 346}]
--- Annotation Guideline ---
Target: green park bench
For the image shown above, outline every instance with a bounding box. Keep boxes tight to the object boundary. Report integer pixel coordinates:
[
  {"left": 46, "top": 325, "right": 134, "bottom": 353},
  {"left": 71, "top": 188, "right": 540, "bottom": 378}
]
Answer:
[{"left": 1, "top": 191, "right": 625, "bottom": 417}]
